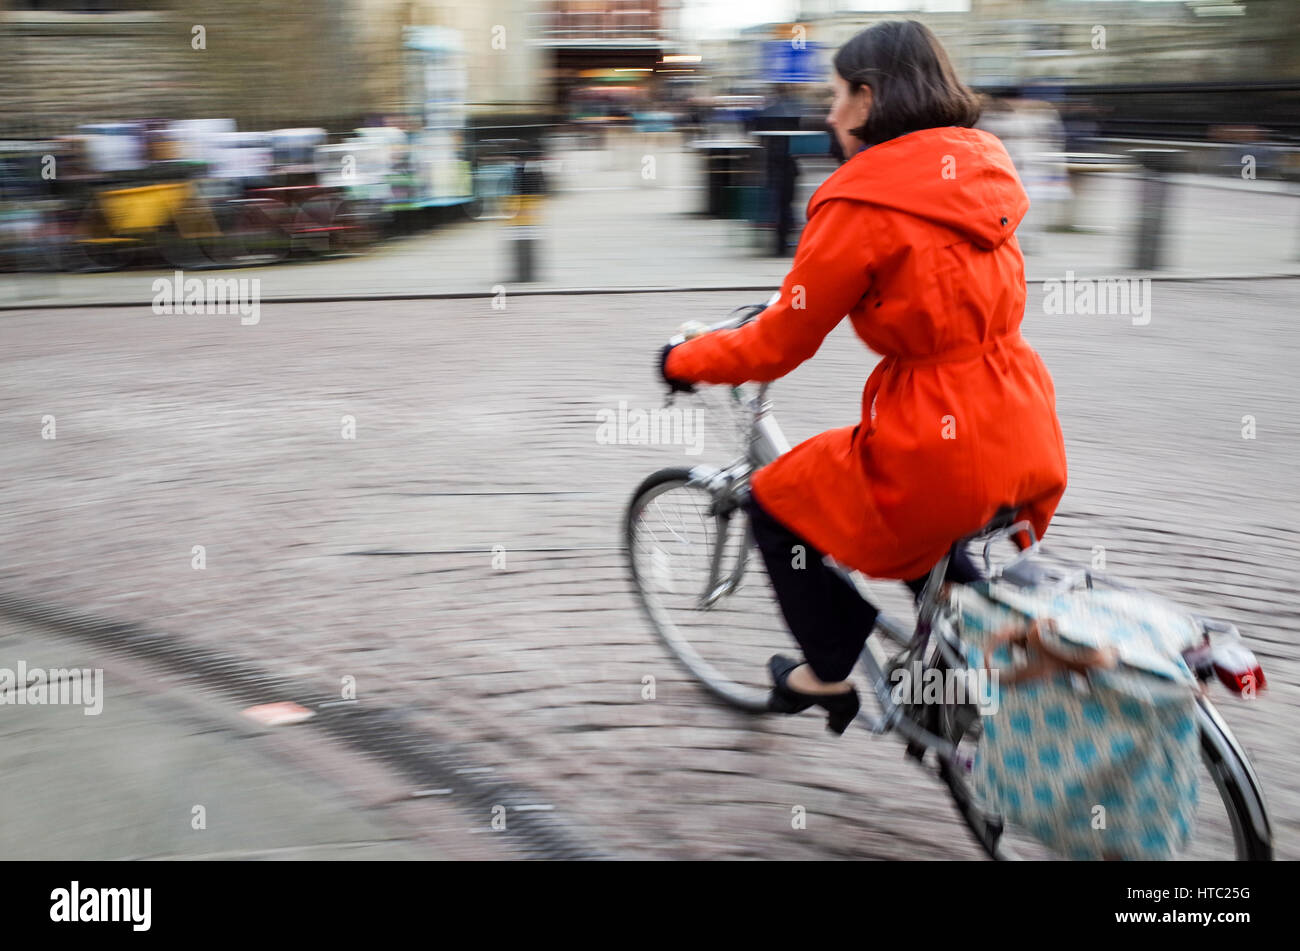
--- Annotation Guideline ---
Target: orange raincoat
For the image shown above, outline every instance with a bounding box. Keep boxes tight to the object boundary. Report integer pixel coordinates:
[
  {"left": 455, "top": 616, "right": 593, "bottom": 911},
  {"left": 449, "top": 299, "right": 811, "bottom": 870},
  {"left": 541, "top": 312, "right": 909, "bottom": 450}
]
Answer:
[{"left": 665, "top": 126, "right": 1068, "bottom": 580}]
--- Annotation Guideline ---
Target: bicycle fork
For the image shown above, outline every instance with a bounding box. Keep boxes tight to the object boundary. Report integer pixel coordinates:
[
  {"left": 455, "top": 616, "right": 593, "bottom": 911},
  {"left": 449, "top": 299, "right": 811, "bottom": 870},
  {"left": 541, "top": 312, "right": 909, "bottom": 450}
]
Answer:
[{"left": 689, "top": 467, "right": 751, "bottom": 609}]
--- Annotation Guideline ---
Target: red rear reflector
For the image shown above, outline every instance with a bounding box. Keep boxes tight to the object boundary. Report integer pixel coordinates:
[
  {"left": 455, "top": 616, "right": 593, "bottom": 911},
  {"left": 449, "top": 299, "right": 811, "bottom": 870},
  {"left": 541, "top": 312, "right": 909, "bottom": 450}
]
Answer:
[{"left": 1210, "top": 643, "right": 1267, "bottom": 696}]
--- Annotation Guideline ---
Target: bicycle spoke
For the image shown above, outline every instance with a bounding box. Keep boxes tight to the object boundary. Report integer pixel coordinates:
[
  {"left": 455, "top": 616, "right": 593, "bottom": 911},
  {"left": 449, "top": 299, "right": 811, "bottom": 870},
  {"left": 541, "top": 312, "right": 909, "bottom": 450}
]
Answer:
[{"left": 628, "top": 472, "right": 790, "bottom": 708}]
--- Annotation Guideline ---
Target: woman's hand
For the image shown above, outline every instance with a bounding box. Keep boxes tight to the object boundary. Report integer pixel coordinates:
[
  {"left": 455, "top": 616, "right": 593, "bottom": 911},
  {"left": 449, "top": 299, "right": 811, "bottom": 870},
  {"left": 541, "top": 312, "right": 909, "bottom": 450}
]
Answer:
[
  {"left": 659, "top": 342, "right": 695, "bottom": 394},
  {"left": 659, "top": 322, "right": 708, "bottom": 393}
]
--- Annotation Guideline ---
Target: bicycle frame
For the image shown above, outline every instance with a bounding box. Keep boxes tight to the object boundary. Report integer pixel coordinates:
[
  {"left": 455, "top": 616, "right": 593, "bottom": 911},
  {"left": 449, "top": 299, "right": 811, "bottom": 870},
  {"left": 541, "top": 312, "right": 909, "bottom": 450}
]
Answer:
[{"left": 683, "top": 382, "right": 978, "bottom": 758}]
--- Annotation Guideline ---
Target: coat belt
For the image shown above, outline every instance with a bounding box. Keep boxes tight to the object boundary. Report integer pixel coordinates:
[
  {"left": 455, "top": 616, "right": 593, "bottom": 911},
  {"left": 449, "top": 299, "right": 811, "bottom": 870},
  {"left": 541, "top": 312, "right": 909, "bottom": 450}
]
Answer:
[{"left": 890, "top": 330, "right": 1023, "bottom": 369}]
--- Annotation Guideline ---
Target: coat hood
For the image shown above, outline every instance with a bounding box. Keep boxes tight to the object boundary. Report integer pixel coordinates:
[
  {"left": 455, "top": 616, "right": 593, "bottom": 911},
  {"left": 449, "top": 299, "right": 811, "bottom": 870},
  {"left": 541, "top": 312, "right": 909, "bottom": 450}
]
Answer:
[{"left": 807, "top": 126, "right": 1028, "bottom": 250}]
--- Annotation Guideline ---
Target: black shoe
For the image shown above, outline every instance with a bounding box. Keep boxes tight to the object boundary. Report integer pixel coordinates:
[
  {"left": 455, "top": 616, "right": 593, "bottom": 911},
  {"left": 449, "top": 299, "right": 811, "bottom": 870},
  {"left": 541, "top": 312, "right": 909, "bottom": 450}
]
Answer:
[{"left": 766, "top": 654, "right": 861, "bottom": 735}]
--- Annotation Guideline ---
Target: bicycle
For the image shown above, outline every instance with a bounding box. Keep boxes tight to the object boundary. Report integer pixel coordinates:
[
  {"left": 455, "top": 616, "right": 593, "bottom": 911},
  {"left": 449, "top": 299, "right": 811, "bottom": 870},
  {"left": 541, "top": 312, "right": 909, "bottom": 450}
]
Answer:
[
  {"left": 624, "top": 301, "right": 1273, "bottom": 860},
  {"left": 58, "top": 176, "right": 288, "bottom": 271}
]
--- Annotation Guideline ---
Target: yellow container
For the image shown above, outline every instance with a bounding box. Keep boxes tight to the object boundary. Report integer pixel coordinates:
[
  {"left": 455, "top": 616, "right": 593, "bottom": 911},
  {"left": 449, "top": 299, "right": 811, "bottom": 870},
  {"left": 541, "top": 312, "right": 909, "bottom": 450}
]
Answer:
[{"left": 97, "top": 183, "right": 191, "bottom": 233}]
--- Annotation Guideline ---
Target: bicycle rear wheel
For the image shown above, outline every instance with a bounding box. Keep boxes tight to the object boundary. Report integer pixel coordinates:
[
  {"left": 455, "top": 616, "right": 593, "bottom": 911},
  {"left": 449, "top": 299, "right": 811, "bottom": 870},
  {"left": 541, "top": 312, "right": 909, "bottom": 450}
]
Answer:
[
  {"left": 625, "top": 467, "right": 792, "bottom": 712},
  {"left": 938, "top": 673, "right": 1273, "bottom": 860}
]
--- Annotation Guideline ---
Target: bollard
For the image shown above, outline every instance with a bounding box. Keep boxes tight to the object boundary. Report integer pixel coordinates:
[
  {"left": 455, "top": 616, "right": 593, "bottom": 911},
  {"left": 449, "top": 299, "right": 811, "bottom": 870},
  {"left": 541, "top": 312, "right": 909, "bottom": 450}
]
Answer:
[
  {"left": 509, "top": 159, "right": 544, "bottom": 283},
  {"left": 1281, "top": 158, "right": 1300, "bottom": 262},
  {"left": 1130, "top": 148, "right": 1183, "bottom": 271},
  {"left": 704, "top": 146, "right": 726, "bottom": 218}
]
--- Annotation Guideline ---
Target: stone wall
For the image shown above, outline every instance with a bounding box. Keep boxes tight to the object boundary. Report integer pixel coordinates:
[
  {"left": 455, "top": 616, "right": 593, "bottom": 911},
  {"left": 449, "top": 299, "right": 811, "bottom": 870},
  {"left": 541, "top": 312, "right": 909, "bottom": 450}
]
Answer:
[
  {"left": 2, "top": 1, "right": 377, "bottom": 135},
  {"left": 969, "top": 0, "right": 1300, "bottom": 86},
  {"left": 0, "top": 0, "right": 548, "bottom": 137},
  {"left": 0, "top": 8, "right": 188, "bottom": 135}
]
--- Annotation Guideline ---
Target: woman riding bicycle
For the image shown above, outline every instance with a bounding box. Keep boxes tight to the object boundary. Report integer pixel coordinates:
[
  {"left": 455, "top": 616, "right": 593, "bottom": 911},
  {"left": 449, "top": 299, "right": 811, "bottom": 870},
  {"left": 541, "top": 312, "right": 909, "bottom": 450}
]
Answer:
[{"left": 660, "top": 20, "right": 1069, "bottom": 734}]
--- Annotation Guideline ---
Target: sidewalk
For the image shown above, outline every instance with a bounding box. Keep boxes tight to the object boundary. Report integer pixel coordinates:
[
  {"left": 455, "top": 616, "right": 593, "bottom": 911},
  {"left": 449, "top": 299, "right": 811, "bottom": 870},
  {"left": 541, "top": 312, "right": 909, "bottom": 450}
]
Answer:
[
  {"left": 0, "top": 612, "right": 511, "bottom": 860},
  {"left": 2, "top": 143, "right": 1297, "bottom": 309}
]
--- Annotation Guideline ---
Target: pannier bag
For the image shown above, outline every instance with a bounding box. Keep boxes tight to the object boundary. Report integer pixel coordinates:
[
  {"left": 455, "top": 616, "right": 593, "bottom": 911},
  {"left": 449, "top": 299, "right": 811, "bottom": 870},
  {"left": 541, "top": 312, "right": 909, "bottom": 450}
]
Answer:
[{"left": 949, "top": 580, "right": 1204, "bottom": 859}]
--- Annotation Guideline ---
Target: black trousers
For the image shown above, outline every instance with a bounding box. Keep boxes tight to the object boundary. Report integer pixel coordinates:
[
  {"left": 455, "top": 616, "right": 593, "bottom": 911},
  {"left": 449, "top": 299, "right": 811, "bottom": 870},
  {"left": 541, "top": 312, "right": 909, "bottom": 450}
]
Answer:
[{"left": 746, "top": 493, "right": 983, "bottom": 683}]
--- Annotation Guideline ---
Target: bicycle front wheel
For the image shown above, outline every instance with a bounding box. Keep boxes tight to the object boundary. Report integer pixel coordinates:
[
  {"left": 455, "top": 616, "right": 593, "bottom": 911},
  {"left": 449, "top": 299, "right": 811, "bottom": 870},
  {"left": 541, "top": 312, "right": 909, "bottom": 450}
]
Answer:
[{"left": 625, "top": 467, "right": 791, "bottom": 712}]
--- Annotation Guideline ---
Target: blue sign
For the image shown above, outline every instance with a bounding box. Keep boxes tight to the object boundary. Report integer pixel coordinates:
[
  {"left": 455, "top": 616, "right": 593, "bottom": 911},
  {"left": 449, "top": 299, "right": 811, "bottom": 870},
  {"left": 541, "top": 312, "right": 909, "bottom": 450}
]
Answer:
[{"left": 763, "top": 41, "right": 822, "bottom": 84}]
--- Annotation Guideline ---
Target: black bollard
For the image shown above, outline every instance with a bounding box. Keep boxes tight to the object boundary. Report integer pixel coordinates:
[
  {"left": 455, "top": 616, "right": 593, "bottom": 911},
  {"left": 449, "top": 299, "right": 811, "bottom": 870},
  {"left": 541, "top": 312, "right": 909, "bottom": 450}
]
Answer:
[
  {"left": 1130, "top": 148, "right": 1183, "bottom": 271},
  {"left": 510, "top": 159, "right": 544, "bottom": 283},
  {"left": 1281, "top": 160, "right": 1300, "bottom": 262}
]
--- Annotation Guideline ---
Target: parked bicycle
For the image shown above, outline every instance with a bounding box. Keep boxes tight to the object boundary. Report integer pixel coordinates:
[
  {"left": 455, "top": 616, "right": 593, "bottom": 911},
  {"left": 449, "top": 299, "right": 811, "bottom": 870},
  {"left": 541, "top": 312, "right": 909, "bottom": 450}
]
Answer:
[
  {"left": 625, "top": 301, "right": 1273, "bottom": 860},
  {"left": 56, "top": 174, "right": 290, "bottom": 272}
]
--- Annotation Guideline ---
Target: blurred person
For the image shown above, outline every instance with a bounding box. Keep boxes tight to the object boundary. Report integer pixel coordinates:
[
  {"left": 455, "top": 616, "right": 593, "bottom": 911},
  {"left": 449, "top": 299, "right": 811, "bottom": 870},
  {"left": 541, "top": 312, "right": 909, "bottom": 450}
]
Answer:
[
  {"left": 686, "top": 97, "right": 707, "bottom": 134},
  {"left": 977, "top": 93, "right": 1069, "bottom": 253},
  {"left": 660, "top": 20, "right": 1068, "bottom": 733},
  {"left": 1061, "top": 99, "right": 1101, "bottom": 154},
  {"left": 749, "top": 84, "right": 805, "bottom": 256},
  {"left": 1015, "top": 97, "right": 1069, "bottom": 249}
]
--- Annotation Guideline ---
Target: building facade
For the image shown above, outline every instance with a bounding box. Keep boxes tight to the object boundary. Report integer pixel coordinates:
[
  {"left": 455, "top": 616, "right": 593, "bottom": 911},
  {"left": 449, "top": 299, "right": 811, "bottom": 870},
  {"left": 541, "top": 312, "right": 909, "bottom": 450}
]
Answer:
[{"left": 0, "top": 0, "right": 548, "bottom": 136}]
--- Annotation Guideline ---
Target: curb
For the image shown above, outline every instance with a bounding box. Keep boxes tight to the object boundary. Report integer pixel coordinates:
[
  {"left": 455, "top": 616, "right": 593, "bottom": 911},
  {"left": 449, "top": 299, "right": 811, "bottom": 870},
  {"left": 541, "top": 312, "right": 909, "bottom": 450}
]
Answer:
[
  {"left": 3, "top": 272, "right": 1299, "bottom": 312},
  {"left": 0, "top": 591, "right": 611, "bottom": 861}
]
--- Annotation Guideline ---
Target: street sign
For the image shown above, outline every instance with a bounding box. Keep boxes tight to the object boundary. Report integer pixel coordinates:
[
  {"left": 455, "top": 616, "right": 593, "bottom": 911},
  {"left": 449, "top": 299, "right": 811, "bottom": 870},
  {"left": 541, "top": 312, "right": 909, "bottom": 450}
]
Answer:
[{"left": 763, "top": 40, "right": 822, "bottom": 84}]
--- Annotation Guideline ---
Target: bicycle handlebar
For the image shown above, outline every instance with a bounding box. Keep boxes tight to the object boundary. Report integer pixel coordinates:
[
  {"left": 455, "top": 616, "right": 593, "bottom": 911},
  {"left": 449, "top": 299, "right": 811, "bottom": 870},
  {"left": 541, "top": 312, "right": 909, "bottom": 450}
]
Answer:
[{"left": 667, "top": 295, "right": 775, "bottom": 347}]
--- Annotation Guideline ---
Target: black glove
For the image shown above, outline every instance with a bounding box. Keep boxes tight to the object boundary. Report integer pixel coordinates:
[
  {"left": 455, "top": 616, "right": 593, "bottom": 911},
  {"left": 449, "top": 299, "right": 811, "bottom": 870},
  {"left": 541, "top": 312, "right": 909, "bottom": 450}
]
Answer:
[{"left": 659, "top": 342, "right": 696, "bottom": 394}]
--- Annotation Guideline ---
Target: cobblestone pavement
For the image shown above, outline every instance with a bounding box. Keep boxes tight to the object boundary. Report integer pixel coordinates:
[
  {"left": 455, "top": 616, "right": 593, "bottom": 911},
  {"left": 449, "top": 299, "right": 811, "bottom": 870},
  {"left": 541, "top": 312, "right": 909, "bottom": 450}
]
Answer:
[{"left": 1, "top": 278, "right": 1297, "bottom": 859}]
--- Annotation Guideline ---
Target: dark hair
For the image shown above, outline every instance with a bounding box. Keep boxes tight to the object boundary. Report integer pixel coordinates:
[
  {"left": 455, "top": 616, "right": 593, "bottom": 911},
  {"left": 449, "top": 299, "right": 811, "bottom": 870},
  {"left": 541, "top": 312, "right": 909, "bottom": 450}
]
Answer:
[{"left": 832, "top": 20, "right": 981, "bottom": 148}]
